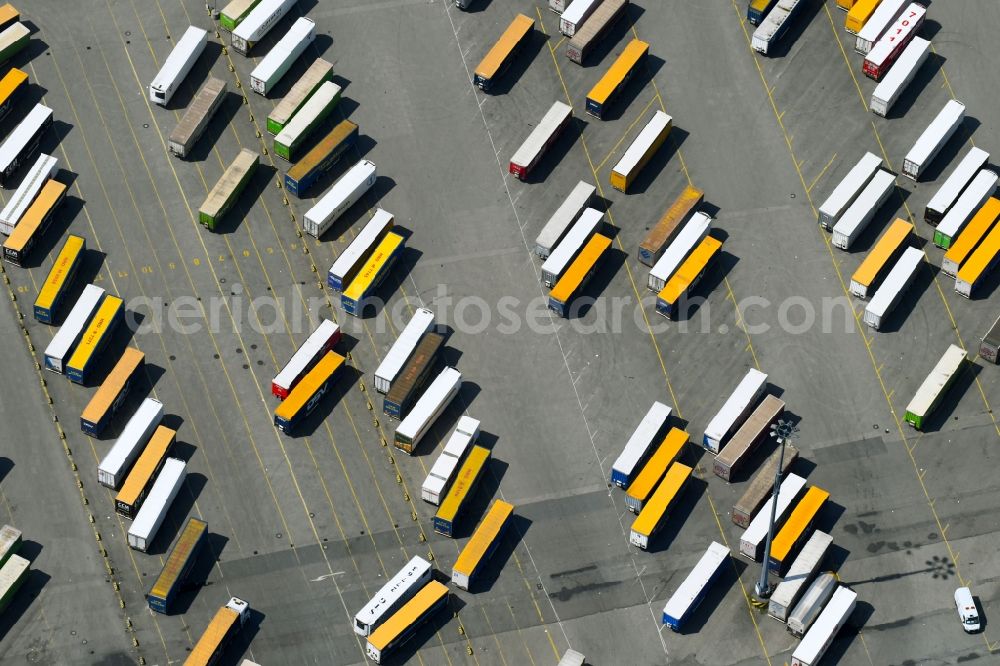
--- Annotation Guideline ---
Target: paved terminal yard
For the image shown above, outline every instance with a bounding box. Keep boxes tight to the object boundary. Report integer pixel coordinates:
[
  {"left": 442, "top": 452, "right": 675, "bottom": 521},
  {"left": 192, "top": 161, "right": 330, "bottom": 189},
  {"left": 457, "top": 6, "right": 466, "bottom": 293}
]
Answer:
[{"left": 0, "top": 0, "right": 998, "bottom": 664}]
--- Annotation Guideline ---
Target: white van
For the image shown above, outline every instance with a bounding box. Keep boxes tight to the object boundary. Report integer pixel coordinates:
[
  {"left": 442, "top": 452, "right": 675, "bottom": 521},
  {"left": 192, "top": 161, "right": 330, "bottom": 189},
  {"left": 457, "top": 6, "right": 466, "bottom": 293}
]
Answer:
[{"left": 955, "top": 587, "right": 981, "bottom": 633}]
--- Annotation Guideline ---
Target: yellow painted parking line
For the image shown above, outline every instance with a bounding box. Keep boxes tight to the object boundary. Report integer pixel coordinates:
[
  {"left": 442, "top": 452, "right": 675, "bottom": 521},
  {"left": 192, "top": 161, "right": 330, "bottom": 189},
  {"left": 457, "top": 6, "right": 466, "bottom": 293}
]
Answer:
[
  {"left": 821, "top": 5, "right": 870, "bottom": 112},
  {"left": 725, "top": 276, "right": 761, "bottom": 370},
  {"left": 595, "top": 96, "right": 659, "bottom": 172},
  {"left": 807, "top": 153, "right": 838, "bottom": 194}
]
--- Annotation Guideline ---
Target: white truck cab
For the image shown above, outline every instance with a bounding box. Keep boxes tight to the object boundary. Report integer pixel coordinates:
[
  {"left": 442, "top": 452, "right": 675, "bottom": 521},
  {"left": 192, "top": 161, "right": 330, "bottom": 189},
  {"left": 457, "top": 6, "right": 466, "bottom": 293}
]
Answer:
[{"left": 955, "top": 587, "right": 981, "bottom": 633}]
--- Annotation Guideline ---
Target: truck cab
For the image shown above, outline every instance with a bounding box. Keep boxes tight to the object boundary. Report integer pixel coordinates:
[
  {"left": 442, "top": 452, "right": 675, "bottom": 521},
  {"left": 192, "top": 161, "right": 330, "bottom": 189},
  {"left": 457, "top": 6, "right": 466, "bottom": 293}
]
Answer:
[{"left": 955, "top": 587, "right": 981, "bottom": 633}]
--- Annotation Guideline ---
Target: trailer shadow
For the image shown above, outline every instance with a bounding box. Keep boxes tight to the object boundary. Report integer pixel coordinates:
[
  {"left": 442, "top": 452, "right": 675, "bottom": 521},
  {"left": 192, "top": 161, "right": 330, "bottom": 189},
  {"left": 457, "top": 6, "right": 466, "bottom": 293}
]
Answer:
[
  {"left": 645, "top": 476, "right": 706, "bottom": 554},
  {"left": 475, "top": 514, "right": 532, "bottom": 594},
  {"left": 11, "top": 29, "right": 46, "bottom": 69},
  {"left": 595, "top": 53, "right": 665, "bottom": 123},
  {"left": 825, "top": 543, "right": 852, "bottom": 574},
  {"left": 184, "top": 91, "right": 244, "bottom": 164},
  {"left": 524, "top": 115, "right": 584, "bottom": 185},
  {"left": 624, "top": 126, "right": 689, "bottom": 196},
  {"left": 169, "top": 530, "right": 230, "bottom": 617},
  {"left": 968, "top": 257, "right": 1000, "bottom": 300},
  {"left": 0, "top": 457, "right": 10, "bottom": 487},
  {"left": 145, "top": 472, "right": 207, "bottom": 556},
  {"left": 570, "top": 246, "right": 625, "bottom": 320},
  {"left": 917, "top": 116, "right": 981, "bottom": 183},
  {"left": 458, "top": 0, "right": 495, "bottom": 14},
  {"left": 673, "top": 555, "right": 747, "bottom": 635},
  {"left": 575, "top": 4, "right": 646, "bottom": 69},
  {"left": 817, "top": 500, "right": 847, "bottom": 537},
  {"left": 0, "top": 558, "right": 50, "bottom": 643},
  {"left": 211, "top": 162, "right": 274, "bottom": 235},
  {"left": 885, "top": 51, "right": 944, "bottom": 120},
  {"left": 919, "top": 360, "right": 982, "bottom": 433},
  {"left": 870, "top": 258, "right": 933, "bottom": 334},
  {"left": 480, "top": 28, "right": 548, "bottom": 98}
]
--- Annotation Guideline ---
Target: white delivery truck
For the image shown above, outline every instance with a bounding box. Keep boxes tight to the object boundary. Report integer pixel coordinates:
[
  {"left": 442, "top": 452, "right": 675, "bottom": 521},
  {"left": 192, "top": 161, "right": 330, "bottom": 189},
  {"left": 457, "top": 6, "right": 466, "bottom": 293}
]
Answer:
[{"left": 303, "top": 160, "right": 377, "bottom": 238}]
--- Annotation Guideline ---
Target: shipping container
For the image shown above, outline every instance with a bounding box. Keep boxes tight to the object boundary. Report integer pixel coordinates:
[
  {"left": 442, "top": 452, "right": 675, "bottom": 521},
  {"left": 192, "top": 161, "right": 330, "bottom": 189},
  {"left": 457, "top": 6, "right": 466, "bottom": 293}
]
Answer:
[
  {"left": 0, "top": 68, "right": 27, "bottom": 126},
  {"left": 383, "top": 332, "right": 445, "bottom": 419},
  {"left": 849, "top": 218, "right": 913, "bottom": 298},
  {"left": 249, "top": 18, "right": 315, "bottom": 96},
  {"left": 925, "top": 146, "right": 989, "bottom": 224},
  {"left": 97, "top": 397, "right": 164, "bottom": 489},
  {"left": 354, "top": 556, "right": 433, "bottom": 636},
  {"left": 956, "top": 221, "right": 1000, "bottom": 298},
  {"left": 168, "top": 77, "right": 226, "bottom": 158},
  {"left": 566, "top": 0, "right": 629, "bottom": 65},
  {"left": 199, "top": 149, "right": 260, "bottom": 231},
  {"left": 273, "top": 351, "right": 345, "bottom": 433},
  {"left": 267, "top": 58, "right": 334, "bottom": 135},
  {"left": 80, "top": 347, "right": 144, "bottom": 437},
  {"left": 434, "top": 445, "right": 491, "bottom": 537},
  {"left": 548, "top": 233, "right": 612, "bottom": 317},
  {"left": 0, "top": 554, "right": 28, "bottom": 613},
  {"left": 374, "top": 308, "right": 436, "bottom": 394},
  {"left": 115, "top": 425, "right": 175, "bottom": 518},
  {"left": 452, "top": 499, "right": 514, "bottom": 590},
  {"left": 2, "top": 178, "right": 67, "bottom": 266},
  {"left": 43, "top": 284, "right": 104, "bottom": 374},
  {"left": 902, "top": 99, "right": 965, "bottom": 181},
  {"left": 768, "top": 531, "right": 834, "bottom": 623},
  {"left": 535, "top": 180, "right": 596, "bottom": 258},
  {"left": 0, "top": 152, "right": 56, "bottom": 235},
  {"left": 272, "top": 319, "right": 341, "bottom": 399},
  {"left": 273, "top": 81, "right": 341, "bottom": 161},
  {"left": 854, "top": 0, "right": 906, "bottom": 54},
  {"left": 560, "top": 0, "right": 600, "bottom": 36},
  {"left": 845, "top": 0, "right": 881, "bottom": 34},
  {"left": 713, "top": 395, "right": 784, "bottom": 481},
  {"left": 817, "top": 152, "right": 883, "bottom": 230},
  {"left": 862, "top": 3, "right": 925, "bottom": 80},
  {"left": 285, "top": 119, "right": 358, "bottom": 198},
  {"left": 186, "top": 597, "right": 250, "bottom": 665},
  {"left": 655, "top": 235, "right": 722, "bottom": 320},
  {"left": 979, "top": 314, "right": 1000, "bottom": 364},
  {"left": 904, "top": 344, "right": 967, "bottom": 429},
  {"left": 625, "top": 428, "right": 687, "bottom": 513},
  {"left": 831, "top": 169, "right": 896, "bottom": 250},
  {"left": 473, "top": 14, "right": 534, "bottom": 92},
  {"left": 219, "top": 0, "right": 262, "bottom": 32},
  {"left": 365, "top": 582, "right": 448, "bottom": 664},
  {"left": 661, "top": 542, "right": 729, "bottom": 631},
  {"left": 768, "top": 486, "right": 830, "bottom": 574},
  {"left": 0, "top": 22, "right": 28, "bottom": 67},
  {"left": 791, "top": 586, "right": 857, "bottom": 666},
  {"left": 421, "top": 416, "right": 480, "bottom": 505},
  {"left": 33, "top": 234, "right": 85, "bottom": 324},
  {"left": 647, "top": 212, "right": 711, "bottom": 292},
  {"left": 942, "top": 197, "right": 1000, "bottom": 277},
  {"left": 585, "top": 39, "right": 648, "bottom": 119},
  {"left": 703, "top": 368, "right": 768, "bottom": 453},
  {"left": 128, "top": 457, "right": 186, "bottom": 552},
  {"left": 540, "top": 207, "right": 604, "bottom": 287},
  {"left": 611, "top": 401, "right": 672, "bottom": 488},
  {"left": 752, "top": 0, "right": 806, "bottom": 55},
  {"left": 863, "top": 247, "right": 923, "bottom": 329},
  {"left": 327, "top": 208, "right": 393, "bottom": 291},
  {"left": 732, "top": 444, "right": 798, "bottom": 528},
  {"left": 611, "top": 110, "right": 671, "bottom": 192},
  {"left": 788, "top": 572, "right": 838, "bottom": 637},
  {"left": 65, "top": 294, "right": 123, "bottom": 385},
  {"left": 509, "top": 101, "right": 572, "bottom": 181},
  {"left": 341, "top": 232, "right": 405, "bottom": 316},
  {"left": 747, "top": 0, "right": 778, "bottom": 26},
  {"left": 629, "top": 462, "right": 692, "bottom": 550},
  {"left": 870, "top": 36, "right": 929, "bottom": 116},
  {"left": 934, "top": 170, "right": 998, "bottom": 249},
  {"left": 147, "top": 518, "right": 207, "bottom": 614},
  {"left": 149, "top": 26, "right": 207, "bottom": 105},
  {"left": 303, "top": 159, "right": 377, "bottom": 238},
  {"left": 0, "top": 103, "right": 52, "bottom": 186},
  {"left": 394, "top": 367, "right": 461, "bottom": 454},
  {"left": 639, "top": 185, "right": 703, "bottom": 267},
  {"left": 739, "top": 473, "right": 806, "bottom": 561},
  {"left": 231, "top": 0, "right": 297, "bottom": 54}
]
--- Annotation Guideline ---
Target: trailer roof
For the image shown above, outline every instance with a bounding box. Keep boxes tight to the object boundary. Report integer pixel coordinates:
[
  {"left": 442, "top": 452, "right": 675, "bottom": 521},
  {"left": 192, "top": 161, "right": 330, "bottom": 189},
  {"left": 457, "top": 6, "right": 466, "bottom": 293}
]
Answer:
[
  {"left": 396, "top": 367, "right": 462, "bottom": 440},
  {"left": 851, "top": 218, "right": 913, "bottom": 289},
  {"left": 866, "top": 247, "right": 924, "bottom": 318},
  {"left": 250, "top": 17, "right": 314, "bottom": 81},
  {"left": 661, "top": 541, "right": 729, "bottom": 621},
  {"left": 169, "top": 76, "right": 226, "bottom": 148},
  {"left": 818, "top": 152, "right": 883, "bottom": 220},
  {"left": 871, "top": 36, "right": 930, "bottom": 103},
  {"left": 792, "top": 586, "right": 858, "bottom": 662},
  {"left": 648, "top": 212, "right": 711, "bottom": 282},
  {"left": 541, "top": 207, "right": 604, "bottom": 278},
  {"left": 926, "top": 146, "right": 990, "bottom": 215},
  {"left": 904, "top": 98, "right": 965, "bottom": 168},
  {"left": 613, "top": 110, "right": 671, "bottom": 176},
  {"left": 561, "top": 0, "right": 600, "bottom": 24},
  {"left": 0, "top": 104, "right": 52, "bottom": 170},
  {"left": 866, "top": 3, "right": 926, "bottom": 66},
  {"left": 44, "top": 284, "right": 105, "bottom": 362},
  {"left": 536, "top": 181, "right": 596, "bottom": 252},
  {"left": 275, "top": 81, "right": 341, "bottom": 147},
  {"left": 704, "top": 368, "right": 768, "bottom": 444},
  {"left": 936, "top": 170, "right": 999, "bottom": 240},
  {"left": 611, "top": 401, "right": 671, "bottom": 476},
  {"left": 232, "top": 0, "right": 295, "bottom": 42},
  {"left": 742, "top": 474, "right": 807, "bottom": 548},
  {"left": 306, "top": 160, "right": 377, "bottom": 224},
  {"left": 856, "top": 0, "right": 907, "bottom": 42},
  {"left": 98, "top": 398, "right": 164, "bottom": 475},
  {"left": 832, "top": 169, "right": 896, "bottom": 239},
  {"left": 374, "top": 307, "right": 435, "bottom": 384},
  {"left": 510, "top": 101, "right": 572, "bottom": 168},
  {"left": 443, "top": 416, "right": 480, "bottom": 458},
  {"left": 269, "top": 58, "right": 334, "bottom": 129},
  {"left": 0, "top": 153, "right": 56, "bottom": 230},
  {"left": 272, "top": 319, "right": 340, "bottom": 390},
  {"left": 150, "top": 26, "right": 206, "bottom": 91},
  {"left": 129, "top": 458, "right": 186, "bottom": 540}
]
